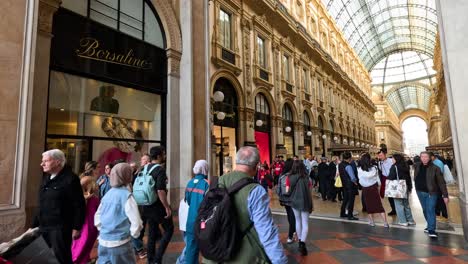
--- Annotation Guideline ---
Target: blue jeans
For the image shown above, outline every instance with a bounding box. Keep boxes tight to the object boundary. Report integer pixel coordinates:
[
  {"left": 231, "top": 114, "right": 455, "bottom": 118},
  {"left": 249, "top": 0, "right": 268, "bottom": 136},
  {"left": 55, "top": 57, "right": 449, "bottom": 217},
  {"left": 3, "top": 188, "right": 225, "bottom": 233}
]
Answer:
[
  {"left": 176, "top": 234, "right": 187, "bottom": 264},
  {"left": 98, "top": 241, "right": 136, "bottom": 264},
  {"left": 394, "top": 198, "right": 415, "bottom": 224},
  {"left": 416, "top": 191, "right": 438, "bottom": 231}
]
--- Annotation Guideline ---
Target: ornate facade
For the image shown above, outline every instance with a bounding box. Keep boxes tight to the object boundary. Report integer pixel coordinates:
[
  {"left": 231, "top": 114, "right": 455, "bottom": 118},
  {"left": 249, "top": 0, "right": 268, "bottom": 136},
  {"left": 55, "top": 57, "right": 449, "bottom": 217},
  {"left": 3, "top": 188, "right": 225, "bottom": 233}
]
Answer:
[
  {"left": 373, "top": 92, "right": 404, "bottom": 154},
  {"left": 209, "top": 0, "right": 376, "bottom": 174}
]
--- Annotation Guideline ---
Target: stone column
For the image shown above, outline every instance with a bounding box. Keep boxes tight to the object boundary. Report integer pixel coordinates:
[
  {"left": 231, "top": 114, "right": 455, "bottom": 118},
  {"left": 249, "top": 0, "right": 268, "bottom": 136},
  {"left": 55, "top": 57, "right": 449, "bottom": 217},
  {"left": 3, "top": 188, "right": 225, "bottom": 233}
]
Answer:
[
  {"left": 295, "top": 122, "right": 305, "bottom": 159},
  {"left": 24, "top": 0, "right": 62, "bottom": 229},
  {"left": 437, "top": 0, "right": 468, "bottom": 241},
  {"left": 0, "top": 0, "right": 37, "bottom": 241}
]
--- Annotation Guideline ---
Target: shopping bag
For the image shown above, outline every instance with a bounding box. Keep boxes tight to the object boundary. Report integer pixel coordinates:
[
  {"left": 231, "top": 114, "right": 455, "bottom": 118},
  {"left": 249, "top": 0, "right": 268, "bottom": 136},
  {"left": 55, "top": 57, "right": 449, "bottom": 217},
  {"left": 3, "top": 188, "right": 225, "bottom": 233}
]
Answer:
[
  {"left": 443, "top": 164, "right": 455, "bottom": 185},
  {"left": 384, "top": 167, "right": 407, "bottom": 199},
  {"left": 334, "top": 176, "right": 342, "bottom": 188},
  {"left": 178, "top": 198, "right": 189, "bottom": 232}
]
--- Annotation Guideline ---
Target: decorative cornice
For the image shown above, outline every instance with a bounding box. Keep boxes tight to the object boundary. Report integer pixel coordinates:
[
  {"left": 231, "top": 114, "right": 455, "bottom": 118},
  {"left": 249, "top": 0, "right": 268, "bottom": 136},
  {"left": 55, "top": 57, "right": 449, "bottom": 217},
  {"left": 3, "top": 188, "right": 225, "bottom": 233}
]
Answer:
[{"left": 38, "top": 0, "right": 61, "bottom": 35}]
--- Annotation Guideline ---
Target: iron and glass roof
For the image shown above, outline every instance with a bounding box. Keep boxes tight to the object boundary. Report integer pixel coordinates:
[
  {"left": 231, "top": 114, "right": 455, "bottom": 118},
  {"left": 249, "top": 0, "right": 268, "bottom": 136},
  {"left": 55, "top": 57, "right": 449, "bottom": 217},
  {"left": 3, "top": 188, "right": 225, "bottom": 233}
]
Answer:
[
  {"left": 321, "top": 0, "right": 437, "bottom": 116},
  {"left": 385, "top": 85, "right": 431, "bottom": 116},
  {"left": 321, "top": 0, "right": 438, "bottom": 70}
]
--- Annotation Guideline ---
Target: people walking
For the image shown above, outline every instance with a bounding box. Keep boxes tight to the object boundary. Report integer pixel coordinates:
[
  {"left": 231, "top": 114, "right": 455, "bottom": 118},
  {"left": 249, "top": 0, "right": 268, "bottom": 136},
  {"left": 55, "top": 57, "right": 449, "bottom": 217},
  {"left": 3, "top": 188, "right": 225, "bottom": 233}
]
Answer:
[
  {"left": 388, "top": 154, "right": 415, "bottom": 226},
  {"left": 94, "top": 163, "right": 143, "bottom": 264},
  {"left": 33, "top": 149, "right": 86, "bottom": 264},
  {"left": 178, "top": 160, "right": 210, "bottom": 264},
  {"left": 414, "top": 151, "right": 449, "bottom": 237},
  {"left": 97, "top": 163, "right": 113, "bottom": 199},
  {"left": 339, "top": 152, "right": 359, "bottom": 220},
  {"left": 204, "top": 146, "right": 287, "bottom": 263},
  {"left": 72, "top": 162, "right": 100, "bottom": 264},
  {"left": 142, "top": 146, "right": 174, "bottom": 264},
  {"left": 277, "top": 158, "right": 295, "bottom": 244},
  {"left": 287, "top": 161, "right": 313, "bottom": 256},
  {"left": 357, "top": 153, "right": 389, "bottom": 227},
  {"left": 378, "top": 149, "right": 397, "bottom": 215},
  {"left": 318, "top": 157, "right": 330, "bottom": 201}
]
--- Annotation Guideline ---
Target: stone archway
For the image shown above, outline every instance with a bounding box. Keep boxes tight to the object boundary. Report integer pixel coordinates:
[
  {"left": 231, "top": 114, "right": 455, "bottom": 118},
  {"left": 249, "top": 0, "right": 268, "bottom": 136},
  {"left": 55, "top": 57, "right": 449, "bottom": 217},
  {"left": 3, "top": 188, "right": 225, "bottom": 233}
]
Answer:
[{"left": 399, "top": 109, "right": 429, "bottom": 128}]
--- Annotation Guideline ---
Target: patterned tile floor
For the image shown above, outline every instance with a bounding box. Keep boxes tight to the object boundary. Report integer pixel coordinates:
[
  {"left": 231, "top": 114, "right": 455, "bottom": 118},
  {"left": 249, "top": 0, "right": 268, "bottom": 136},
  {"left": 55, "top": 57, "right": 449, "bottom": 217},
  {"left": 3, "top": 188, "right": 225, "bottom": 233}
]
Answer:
[{"left": 91, "top": 213, "right": 468, "bottom": 263}]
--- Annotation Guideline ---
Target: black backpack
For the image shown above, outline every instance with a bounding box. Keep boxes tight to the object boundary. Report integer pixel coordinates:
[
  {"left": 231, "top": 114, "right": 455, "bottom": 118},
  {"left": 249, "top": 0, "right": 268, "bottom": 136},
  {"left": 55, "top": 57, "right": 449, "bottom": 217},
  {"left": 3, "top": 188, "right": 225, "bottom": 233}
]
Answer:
[{"left": 194, "top": 177, "right": 255, "bottom": 262}]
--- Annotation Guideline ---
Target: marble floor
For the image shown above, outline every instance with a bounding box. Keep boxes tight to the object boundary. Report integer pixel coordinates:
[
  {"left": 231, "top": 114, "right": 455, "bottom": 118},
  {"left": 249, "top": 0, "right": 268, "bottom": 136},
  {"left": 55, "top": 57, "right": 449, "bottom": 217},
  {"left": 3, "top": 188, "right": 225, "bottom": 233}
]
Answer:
[
  {"left": 270, "top": 182, "right": 463, "bottom": 235},
  {"left": 89, "top": 213, "right": 468, "bottom": 264}
]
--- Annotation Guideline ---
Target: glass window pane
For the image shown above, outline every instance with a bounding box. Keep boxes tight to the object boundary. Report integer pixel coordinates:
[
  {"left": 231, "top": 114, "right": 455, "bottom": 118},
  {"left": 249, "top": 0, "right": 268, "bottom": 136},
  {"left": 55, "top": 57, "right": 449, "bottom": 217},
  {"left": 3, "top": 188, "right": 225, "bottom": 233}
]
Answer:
[
  {"left": 90, "top": 0, "right": 118, "bottom": 29},
  {"left": 219, "top": 9, "right": 232, "bottom": 50},
  {"left": 257, "top": 36, "right": 266, "bottom": 68},
  {"left": 61, "top": 0, "right": 88, "bottom": 16},
  {"left": 144, "top": 3, "right": 164, "bottom": 48}
]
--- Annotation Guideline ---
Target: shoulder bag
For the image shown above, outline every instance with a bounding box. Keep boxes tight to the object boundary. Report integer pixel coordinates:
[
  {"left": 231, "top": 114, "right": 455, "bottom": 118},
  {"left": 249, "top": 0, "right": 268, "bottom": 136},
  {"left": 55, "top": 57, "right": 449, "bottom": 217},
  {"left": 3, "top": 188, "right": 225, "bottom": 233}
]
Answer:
[{"left": 385, "top": 166, "right": 407, "bottom": 199}]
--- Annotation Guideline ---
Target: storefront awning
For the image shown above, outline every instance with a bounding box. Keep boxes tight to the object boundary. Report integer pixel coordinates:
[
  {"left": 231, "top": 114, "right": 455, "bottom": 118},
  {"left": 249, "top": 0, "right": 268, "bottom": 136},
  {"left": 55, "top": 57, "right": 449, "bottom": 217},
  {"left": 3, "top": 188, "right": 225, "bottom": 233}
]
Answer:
[{"left": 426, "top": 139, "right": 453, "bottom": 151}]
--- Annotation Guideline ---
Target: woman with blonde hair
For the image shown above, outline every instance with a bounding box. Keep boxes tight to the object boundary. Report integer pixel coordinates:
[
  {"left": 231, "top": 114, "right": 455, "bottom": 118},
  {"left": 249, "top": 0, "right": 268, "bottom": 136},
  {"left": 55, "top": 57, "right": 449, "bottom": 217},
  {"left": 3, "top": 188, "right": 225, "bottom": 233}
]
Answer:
[
  {"left": 95, "top": 163, "right": 143, "bottom": 264},
  {"left": 72, "top": 162, "right": 100, "bottom": 264}
]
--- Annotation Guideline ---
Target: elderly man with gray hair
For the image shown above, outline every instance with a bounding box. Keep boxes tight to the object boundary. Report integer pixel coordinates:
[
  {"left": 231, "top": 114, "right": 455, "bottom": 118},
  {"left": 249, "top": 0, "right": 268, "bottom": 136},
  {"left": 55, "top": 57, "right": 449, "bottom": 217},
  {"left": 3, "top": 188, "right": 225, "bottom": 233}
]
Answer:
[
  {"left": 33, "top": 149, "right": 85, "bottom": 264},
  {"left": 213, "top": 146, "right": 287, "bottom": 263}
]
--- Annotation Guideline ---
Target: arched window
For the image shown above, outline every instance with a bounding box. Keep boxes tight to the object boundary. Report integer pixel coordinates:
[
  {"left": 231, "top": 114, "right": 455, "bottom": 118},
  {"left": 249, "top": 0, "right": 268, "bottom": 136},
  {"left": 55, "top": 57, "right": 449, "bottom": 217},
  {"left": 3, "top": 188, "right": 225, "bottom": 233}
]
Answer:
[
  {"left": 61, "top": 0, "right": 165, "bottom": 48},
  {"left": 303, "top": 111, "right": 311, "bottom": 126},
  {"left": 283, "top": 104, "right": 293, "bottom": 121},
  {"left": 255, "top": 94, "right": 270, "bottom": 115}
]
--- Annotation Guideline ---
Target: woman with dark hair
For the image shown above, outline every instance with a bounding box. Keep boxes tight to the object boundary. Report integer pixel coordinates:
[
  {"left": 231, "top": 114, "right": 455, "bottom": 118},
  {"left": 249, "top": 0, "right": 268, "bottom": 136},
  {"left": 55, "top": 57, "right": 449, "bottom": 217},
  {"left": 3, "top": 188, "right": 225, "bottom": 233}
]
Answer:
[
  {"left": 286, "top": 161, "right": 313, "bottom": 256},
  {"left": 357, "top": 153, "right": 389, "bottom": 227},
  {"left": 277, "top": 158, "right": 296, "bottom": 244},
  {"left": 388, "top": 153, "right": 415, "bottom": 226}
]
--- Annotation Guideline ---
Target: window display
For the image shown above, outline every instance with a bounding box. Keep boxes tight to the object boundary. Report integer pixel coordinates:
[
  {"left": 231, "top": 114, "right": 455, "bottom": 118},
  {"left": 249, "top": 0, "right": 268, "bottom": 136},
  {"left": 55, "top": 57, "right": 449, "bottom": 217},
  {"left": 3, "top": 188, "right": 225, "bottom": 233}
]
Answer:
[{"left": 47, "top": 71, "right": 162, "bottom": 173}]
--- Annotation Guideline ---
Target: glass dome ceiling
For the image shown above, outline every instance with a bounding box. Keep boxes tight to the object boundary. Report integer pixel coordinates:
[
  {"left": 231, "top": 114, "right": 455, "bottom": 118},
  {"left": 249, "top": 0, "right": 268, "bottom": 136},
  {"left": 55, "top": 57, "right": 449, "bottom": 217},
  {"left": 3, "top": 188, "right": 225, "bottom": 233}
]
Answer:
[
  {"left": 320, "top": 0, "right": 438, "bottom": 70},
  {"left": 385, "top": 85, "right": 431, "bottom": 116},
  {"left": 320, "top": 0, "right": 438, "bottom": 116},
  {"left": 370, "top": 51, "right": 436, "bottom": 86}
]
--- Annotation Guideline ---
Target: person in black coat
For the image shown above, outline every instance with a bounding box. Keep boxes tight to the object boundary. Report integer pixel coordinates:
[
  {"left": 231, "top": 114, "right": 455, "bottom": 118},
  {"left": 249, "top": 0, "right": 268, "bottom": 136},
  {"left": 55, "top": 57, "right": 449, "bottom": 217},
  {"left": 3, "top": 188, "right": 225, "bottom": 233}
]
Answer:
[
  {"left": 328, "top": 157, "right": 339, "bottom": 202},
  {"left": 33, "top": 149, "right": 85, "bottom": 264},
  {"left": 318, "top": 157, "right": 330, "bottom": 201}
]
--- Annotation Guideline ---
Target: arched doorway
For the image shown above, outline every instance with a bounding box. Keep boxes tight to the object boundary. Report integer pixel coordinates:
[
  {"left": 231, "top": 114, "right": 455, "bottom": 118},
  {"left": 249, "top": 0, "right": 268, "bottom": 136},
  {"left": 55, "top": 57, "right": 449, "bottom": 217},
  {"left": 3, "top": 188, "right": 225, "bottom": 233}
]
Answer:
[
  {"left": 212, "top": 78, "right": 239, "bottom": 176},
  {"left": 282, "top": 104, "right": 295, "bottom": 158},
  {"left": 402, "top": 117, "right": 429, "bottom": 156},
  {"left": 254, "top": 93, "right": 272, "bottom": 166},
  {"left": 303, "top": 111, "right": 313, "bottom": 157}
]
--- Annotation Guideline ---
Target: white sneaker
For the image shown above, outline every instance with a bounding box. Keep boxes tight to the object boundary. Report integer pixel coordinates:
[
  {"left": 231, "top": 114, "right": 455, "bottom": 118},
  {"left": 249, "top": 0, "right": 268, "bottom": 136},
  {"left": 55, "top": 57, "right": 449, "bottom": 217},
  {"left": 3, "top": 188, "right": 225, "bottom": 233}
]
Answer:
[
  {"left": 287, "top": 238, "right": 293, "bottom": 244},
  {"left": 408, "top": 221, "right": 416, "bottom": 226},
  {"left": 398, "top": 222, "right": 408, "bottom": 227}
]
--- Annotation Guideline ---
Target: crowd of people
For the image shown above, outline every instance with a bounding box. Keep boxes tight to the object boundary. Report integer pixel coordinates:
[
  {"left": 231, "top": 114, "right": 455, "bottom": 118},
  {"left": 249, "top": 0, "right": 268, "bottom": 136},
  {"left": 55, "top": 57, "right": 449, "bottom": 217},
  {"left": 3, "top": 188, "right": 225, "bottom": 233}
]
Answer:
[{"left": 32, "top": 145, "right": 452, "bottom": 264}]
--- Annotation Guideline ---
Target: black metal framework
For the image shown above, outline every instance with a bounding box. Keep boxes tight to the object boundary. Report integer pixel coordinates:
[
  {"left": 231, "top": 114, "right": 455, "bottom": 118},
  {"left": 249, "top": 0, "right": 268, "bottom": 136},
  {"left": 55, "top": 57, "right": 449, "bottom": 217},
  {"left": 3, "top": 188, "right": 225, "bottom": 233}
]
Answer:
[{"left": 79, "top": 0, "right": 167, "bottom": 49}]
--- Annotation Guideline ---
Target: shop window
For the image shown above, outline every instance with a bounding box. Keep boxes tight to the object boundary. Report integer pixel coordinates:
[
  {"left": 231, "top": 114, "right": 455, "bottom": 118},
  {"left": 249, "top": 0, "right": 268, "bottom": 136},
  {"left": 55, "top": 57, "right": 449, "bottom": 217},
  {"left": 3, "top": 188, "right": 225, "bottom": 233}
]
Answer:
[
  {"left": 47, "top": 71, "right": 162, "bottom": 173},
  {"left": 219, "top": 9, "right": 232, "bottom": 50}
]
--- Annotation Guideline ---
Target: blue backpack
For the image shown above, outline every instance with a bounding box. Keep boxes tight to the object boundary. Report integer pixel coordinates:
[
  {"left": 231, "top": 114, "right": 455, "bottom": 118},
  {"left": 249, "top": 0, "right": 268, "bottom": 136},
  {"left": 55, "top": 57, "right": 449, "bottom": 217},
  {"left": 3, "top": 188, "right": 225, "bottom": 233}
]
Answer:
[{"left": 133, "top": 164, "right": 160, "bottom": 205}]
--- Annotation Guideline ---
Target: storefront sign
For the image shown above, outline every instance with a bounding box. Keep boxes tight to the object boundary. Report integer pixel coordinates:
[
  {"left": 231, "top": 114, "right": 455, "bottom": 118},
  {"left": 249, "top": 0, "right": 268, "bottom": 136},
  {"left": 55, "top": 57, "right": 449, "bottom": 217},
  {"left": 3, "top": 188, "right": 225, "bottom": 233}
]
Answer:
[
  {"left": 75, "top": 37, "right": 152, "bottom": 70},
  {"left": 51, "top": 8, "right": 166, "bottom": 93}
]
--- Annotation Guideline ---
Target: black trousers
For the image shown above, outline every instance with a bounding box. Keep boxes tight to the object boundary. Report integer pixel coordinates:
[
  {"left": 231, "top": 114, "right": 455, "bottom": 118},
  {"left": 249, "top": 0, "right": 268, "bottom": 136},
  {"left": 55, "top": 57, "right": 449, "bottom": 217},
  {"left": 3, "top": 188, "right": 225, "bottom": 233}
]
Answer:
[
  {"left": 435, "top": 194, "right": 448, "bottom": 218},
  {"left": 341, "top": 188, "right": 356, "bottom": 218},
  {"left": 319, "top": 176, "right": 330, "bottom": 200},
  {"left": 328, "top": 179, "right": 337, "bottom": 200},
  {"left": 146, "top": 214, "right": 174, "bottom": 264},
  {"left": 361, "top": 191, "right": 367, "bottom": 212},
  {"left": 285, "top": 205, "right": 296, "bottom": 239},
  {"left": 41, "top": 227, "right": 73, "bottom": 264}
]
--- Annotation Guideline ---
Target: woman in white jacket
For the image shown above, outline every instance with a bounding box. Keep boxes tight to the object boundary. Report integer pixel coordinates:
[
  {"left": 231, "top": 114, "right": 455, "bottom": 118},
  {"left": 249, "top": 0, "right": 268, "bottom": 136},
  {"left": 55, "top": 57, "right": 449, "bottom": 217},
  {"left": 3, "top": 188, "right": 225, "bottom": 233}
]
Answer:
[{"left": 358, "top": 153, "right": 389, "bottom": 227}]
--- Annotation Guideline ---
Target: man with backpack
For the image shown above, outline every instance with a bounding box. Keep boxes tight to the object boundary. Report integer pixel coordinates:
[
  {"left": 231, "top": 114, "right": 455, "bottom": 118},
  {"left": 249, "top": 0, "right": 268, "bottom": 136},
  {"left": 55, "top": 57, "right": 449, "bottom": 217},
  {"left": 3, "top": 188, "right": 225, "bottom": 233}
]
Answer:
[
  {"left": 139, "top": 146, "right": 173, "bottom": 264},
  {"left": 197, "top": 146, "right": 287, "bottom": 264}
]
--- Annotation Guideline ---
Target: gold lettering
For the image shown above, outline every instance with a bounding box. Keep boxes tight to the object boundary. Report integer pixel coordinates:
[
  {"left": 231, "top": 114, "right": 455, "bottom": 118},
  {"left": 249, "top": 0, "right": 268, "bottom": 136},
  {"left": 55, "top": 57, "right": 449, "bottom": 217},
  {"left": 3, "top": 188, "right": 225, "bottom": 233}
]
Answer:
[
  {"left": 76, "top": 37, "right": 152, "bottom": 70},
  {"left": 76, "top": 37, "right": 99, "bottom": 57}
]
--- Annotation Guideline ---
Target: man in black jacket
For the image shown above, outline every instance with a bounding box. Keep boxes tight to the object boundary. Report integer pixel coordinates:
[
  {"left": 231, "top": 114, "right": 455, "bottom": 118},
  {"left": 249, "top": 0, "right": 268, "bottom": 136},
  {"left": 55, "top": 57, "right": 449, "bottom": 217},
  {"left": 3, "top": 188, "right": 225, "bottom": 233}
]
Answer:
[
  {"left": 34, "top": 149, "right": 85, "bottom": 264},
  {"left": 318, "top": 157, "right": 330, "bottom": 201},
  {"left": 338, "top": 152, "right": 359, "bottom": 220}
]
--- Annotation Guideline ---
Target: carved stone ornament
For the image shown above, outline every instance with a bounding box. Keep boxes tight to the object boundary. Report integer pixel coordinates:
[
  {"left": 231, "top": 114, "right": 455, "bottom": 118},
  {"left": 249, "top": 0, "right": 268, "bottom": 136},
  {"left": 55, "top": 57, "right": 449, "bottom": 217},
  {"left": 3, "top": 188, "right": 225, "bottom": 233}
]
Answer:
[{"left": 39, "top": 0, "right": 61, "bottom": 34}]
